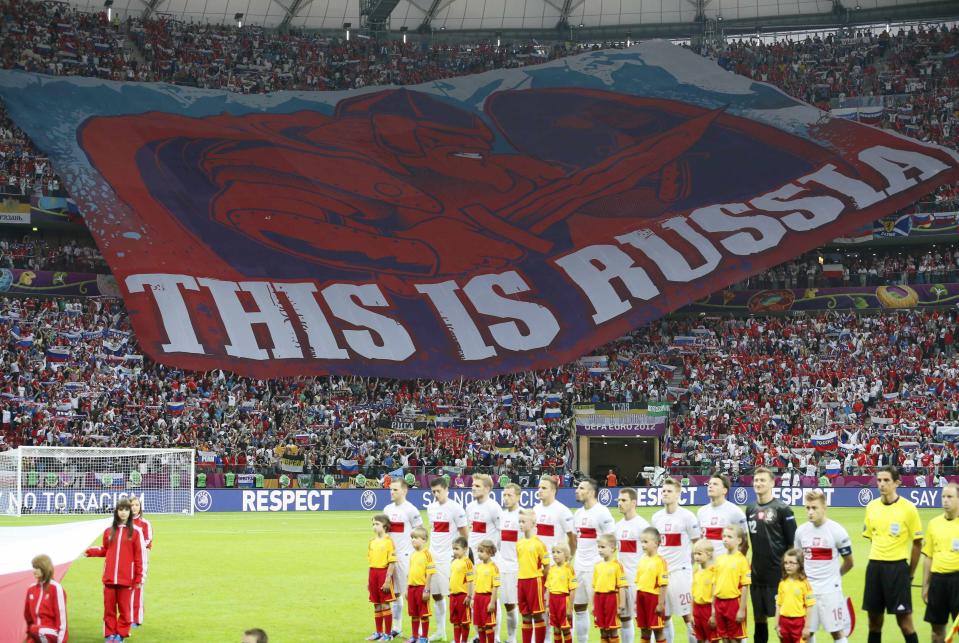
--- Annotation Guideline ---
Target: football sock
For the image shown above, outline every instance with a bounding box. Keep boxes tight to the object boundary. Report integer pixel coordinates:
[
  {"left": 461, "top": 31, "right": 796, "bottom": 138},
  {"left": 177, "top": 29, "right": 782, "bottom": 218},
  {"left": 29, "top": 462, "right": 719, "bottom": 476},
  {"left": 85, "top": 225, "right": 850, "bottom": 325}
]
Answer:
[
  {"left": 754, "top": 621, "right": 768, "bottom": 643},
  {"left": 573, "top": 611, "right": 589, "bottom": 643},
  {"left": 662, "top": 619, "right": 674, "bottom": 643},
  {"left": 506, "top": 607, "right": 518, "bottom": 643},
  {"left": 391, "top": 598, "right": 402, "bottom": 632},
  {"left": 621, "top": 619, "right": 634, "bottom": 643},
  {"left": 434, "top": 599, "right": 447, "bottom": 635},
  {"left": 534, "top": 620, "right": 546, "bottom": 643},
  {"left": 904, "top": 633, "right": 919, "bottom": 643},
  {"left": 523, "top": 621, "right": 533, "bottom": 643}
]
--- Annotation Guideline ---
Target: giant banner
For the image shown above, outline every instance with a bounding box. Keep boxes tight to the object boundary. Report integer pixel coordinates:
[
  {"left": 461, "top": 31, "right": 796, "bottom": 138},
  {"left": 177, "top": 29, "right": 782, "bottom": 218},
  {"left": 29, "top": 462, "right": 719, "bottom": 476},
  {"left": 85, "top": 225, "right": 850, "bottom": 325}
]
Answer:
[{"left": 1, "top": 42, "right": 957, "bottom": 378}]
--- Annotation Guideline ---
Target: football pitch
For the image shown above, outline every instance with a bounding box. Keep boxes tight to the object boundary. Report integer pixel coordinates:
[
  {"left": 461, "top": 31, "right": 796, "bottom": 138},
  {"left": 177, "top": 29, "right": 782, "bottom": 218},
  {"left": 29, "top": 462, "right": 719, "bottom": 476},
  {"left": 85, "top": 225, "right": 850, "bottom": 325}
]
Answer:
[{"left": 2, "top": 506, "right": 939, "bottom": 642}]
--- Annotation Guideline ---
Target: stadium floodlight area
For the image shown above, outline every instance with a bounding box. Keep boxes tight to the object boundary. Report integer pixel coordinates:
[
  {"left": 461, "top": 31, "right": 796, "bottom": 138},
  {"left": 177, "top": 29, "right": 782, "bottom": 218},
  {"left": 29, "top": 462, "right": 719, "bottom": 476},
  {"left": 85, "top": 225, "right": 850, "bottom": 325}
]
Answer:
[{"left": 0, "top": 447, "right": 194, "bottom": 516}]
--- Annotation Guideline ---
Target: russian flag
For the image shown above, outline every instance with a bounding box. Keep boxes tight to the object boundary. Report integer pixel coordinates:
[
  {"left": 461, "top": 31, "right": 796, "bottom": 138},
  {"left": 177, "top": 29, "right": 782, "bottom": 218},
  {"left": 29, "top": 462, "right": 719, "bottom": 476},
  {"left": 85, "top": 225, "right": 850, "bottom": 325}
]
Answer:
[
  {"left": 45, "top": 347, "right": 70, "bottom": 362},
  {"left": 588, "top": 367, "right": 609, "bottom": 376},
  {"left": 501, "top": 394, "right": 513, "bottom": 407},
  {"left": 338, "top": 459, "right": 359, "bottom": 475},
  {"left": 16, "top": 335, "right": 33, "bottom": 349},
  {"left": 544, "top": 407, "right": 562, "bottom": 420},
  {"left": 103, "top": 340, "right": 125, "bottom": 357},
  {"left": 546, "top": 392, "right": 562, "bottom": 403},
  {"left": 1, "top": 518, "right": 111, "bottom": 642},
  {"left": 167, "top": 401, "right": 184, "bottom": 415}
]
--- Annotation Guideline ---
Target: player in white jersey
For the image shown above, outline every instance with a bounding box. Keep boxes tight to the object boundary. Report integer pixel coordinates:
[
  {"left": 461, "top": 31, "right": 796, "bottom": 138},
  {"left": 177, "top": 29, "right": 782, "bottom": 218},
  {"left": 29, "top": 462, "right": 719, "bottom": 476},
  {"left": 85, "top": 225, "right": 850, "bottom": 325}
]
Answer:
[
  {"left": 385, "top": 478, "right": 424, "bottom": 638},
  {"left": 533, "top": 475, "right": 577, "bottom": 563},
  {"left": 427, "top": 476, "right": 469, "bottom": 641},
  {"left": 696, "top": 473, "right": 748, "bottom": 560},
  {"left": 651, "top": 477, "right": 701, "bottom": 643},
  {"left": 465, "top": 473, "right": 503, "bottom": 554},
  {"left": 794, "top": 489, "right": 853, "bottom": 643},
  {"left": 615, "top": 488, "right": 650, "bottom": 643},
  {"left": 572, "top": 477, "right": 616, "bottom": 643},
  {"left": 498, "top": 483, "right": 523, "bottom": 643}
]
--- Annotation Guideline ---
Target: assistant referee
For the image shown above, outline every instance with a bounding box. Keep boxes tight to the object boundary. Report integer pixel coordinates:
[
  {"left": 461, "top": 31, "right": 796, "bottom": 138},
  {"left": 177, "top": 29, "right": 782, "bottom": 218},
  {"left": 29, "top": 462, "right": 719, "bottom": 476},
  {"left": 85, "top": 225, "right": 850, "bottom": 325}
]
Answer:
[
  {"left": 862, "top": 465, "right": 923, "bottom": 643},
  {"left": 922, "top": 482, "right": 959, "bottom": 643}
]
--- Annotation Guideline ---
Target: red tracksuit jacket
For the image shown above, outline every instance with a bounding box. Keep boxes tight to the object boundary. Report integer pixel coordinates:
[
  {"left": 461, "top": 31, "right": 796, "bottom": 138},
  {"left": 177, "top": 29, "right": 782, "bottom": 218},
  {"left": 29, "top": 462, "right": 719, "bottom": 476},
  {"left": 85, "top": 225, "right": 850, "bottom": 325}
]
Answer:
[
  {"left": 133, "top": 516, "right": 153, "bottom": 550},
  {"left": 24, "top": 579, "right": 69, "bottom": 642},
  {"left": 85, "top": 525, "right": 145, "bottom": 587}
]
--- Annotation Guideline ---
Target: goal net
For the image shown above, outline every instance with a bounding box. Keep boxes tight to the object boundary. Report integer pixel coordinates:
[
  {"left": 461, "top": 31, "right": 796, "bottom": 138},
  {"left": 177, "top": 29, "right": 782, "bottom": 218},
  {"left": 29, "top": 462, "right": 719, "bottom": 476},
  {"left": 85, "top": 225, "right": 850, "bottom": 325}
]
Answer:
[{"left": 1, "top": 447, "right": 194, "bottom": 516}]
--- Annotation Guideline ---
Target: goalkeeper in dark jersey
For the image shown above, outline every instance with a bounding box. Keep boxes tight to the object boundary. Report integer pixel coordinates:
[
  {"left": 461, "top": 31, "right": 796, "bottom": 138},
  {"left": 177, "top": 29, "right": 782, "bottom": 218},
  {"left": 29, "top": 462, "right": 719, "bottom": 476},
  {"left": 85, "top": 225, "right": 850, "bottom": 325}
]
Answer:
[{"left": 747, "top": 467, "right": 798, "bottom": 643}]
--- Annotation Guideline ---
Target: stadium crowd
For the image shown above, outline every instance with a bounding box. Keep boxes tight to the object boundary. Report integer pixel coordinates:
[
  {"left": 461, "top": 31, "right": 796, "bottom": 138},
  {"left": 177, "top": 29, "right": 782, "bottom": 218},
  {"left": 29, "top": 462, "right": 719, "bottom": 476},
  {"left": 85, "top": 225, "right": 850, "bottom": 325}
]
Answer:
[
  {"left": 2, "top": 287, "right": 959, "bottom": 481},
  {"left": 0, "top": 232, "right": 107, "bottom": 272},
  {"left": 734, "top": 243, "right": 959, "bottom": 290},
  {"left": 1, "top": 0, "right": 959, "bottom": 485}
]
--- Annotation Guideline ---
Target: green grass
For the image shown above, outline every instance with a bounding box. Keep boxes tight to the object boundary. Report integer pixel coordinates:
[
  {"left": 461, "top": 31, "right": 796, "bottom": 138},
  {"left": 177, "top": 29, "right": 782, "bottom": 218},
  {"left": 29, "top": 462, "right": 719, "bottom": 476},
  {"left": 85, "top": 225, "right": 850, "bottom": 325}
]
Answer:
[{"left": 0, "top": 507, "right": 939, "bottom": 642}]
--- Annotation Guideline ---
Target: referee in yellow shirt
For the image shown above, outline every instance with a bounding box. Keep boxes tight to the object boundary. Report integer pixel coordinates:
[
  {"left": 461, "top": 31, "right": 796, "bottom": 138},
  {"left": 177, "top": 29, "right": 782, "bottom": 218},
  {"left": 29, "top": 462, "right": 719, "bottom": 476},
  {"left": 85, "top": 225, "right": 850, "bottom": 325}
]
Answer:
[
  {"left": 862, "top": 465, "right": 923, "bottom": 643},
  {"left": 921, "top": 482, "right": 959, "bottom": 643}
]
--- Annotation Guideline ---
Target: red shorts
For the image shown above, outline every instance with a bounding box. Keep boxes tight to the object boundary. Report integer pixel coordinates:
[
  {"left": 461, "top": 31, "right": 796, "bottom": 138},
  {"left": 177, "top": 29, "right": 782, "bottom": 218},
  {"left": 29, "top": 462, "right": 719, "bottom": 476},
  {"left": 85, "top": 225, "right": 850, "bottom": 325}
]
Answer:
[
  {"left": 714, "top": 597, "right": 746, "bottom": 640},
  {"left": 407, "top": 585, "right": 432, "bottom": 618},
  {"left": 693, "top": 603, "right": 719, "bottom": 641},
  {"left": 450, "top": 593, "right": 472, "bottom": 625},
  {"left": 549, "top": 593, "right": 572, "bottom": 629},
  {"left": 368, "top": 567, "right": 396, "bottom": 604},
  {"left": 635, "top": 590, "right": 665, "bottom": 630},
  {"left": 518, "top": 577, "right": 545, "bottom": 615},
  {"left": 593, "top": 591, "right": 621, "bottom": 629},
  {"left": 473, "top": 593, "right": 496, "bottom": 627},
  {"left": 778, "top": 615, "right": 806, "bottom": 643}
]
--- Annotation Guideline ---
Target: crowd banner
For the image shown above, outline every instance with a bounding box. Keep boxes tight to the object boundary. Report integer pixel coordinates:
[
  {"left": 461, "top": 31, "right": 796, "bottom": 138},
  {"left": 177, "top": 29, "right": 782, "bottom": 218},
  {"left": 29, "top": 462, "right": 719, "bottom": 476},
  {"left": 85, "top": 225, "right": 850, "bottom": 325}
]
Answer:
[
  {"left": 2, "top": 42, "right": 958, "bottom": 378},
  {"left": 680, "top": 282, "right": 959, "bottom": 315},
  {"left": 574, "top": 401, "right": 668, "bottom": 437},
  {"left": 0, "top": 269, "right": 117, "bottom": 297}
]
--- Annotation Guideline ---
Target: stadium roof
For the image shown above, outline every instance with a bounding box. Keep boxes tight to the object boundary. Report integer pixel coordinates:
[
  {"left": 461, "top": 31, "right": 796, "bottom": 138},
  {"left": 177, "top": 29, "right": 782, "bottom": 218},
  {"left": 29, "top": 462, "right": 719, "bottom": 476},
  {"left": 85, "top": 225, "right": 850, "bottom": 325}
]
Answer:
[{"left": 103, "top": 0, "right": 957, "bottom": 33}]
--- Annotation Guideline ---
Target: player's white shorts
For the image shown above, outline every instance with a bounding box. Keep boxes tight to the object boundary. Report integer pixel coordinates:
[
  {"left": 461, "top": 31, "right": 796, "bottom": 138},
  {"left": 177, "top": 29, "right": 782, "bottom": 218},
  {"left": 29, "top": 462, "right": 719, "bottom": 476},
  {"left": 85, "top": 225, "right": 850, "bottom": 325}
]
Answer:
[
  {"left": 430, "top": 558, "right": 451, "bottom": 596},
  {"left": 665, "top": 567, "right": 693, "bottom": 618},
  {"left": 573, "top": 567, "right": 595, "bottom": 605},
  {"left": 393, "top": 553, "right": 411, "bottom": 594},
  {"left": 808, "top": 589, "right": 849, "bottom": 634},
  {"left": 500, "top": 570, "right": 519, "bottom": 604}
]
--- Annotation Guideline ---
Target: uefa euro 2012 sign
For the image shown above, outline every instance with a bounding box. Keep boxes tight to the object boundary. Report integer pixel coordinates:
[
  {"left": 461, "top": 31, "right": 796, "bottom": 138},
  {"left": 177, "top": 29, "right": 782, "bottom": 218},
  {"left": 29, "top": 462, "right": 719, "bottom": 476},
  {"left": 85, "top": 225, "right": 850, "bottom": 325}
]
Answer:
[{"left": 1, "top": 42, "right": 956, "bottom": 379}]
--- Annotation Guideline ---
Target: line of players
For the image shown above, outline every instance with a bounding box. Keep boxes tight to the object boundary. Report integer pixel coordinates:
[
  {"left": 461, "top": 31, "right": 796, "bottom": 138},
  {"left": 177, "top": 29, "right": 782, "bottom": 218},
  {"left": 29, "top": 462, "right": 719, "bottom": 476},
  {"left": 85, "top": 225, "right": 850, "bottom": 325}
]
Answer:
[{"left": 371, "top": 469, "right": 855, "bottom": 643}]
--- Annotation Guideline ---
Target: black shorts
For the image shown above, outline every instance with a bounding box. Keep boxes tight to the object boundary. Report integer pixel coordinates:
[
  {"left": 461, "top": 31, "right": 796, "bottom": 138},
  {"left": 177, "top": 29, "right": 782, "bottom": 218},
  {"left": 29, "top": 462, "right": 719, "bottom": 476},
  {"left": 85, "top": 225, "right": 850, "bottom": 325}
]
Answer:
[
  {"left": 750, "top": 585, "right": 777, "bottom": 620},
  {"left": 925, "top": 571, "right": 959, "bottom": 625},
  {"left": 862, "top": 560, "right": 912, "bottom": 615}
]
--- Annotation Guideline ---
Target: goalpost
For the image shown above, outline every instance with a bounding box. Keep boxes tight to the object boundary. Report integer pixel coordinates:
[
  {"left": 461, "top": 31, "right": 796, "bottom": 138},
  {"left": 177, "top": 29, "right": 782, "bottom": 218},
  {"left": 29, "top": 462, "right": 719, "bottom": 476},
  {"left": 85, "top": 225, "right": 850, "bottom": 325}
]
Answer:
[{"left": 0, "top": 447, "right": 195, "bottom": 517}]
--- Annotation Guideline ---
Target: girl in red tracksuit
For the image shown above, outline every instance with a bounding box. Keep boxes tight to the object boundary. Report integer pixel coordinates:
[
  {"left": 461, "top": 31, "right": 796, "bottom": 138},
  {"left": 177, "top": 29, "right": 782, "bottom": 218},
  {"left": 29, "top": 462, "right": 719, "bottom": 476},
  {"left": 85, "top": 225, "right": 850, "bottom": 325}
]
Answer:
[
  {"left": 129, "top": 496, "right": 153, "bottom": 628},
  {"left": 24, "top": 553, "right": 69, "bottom": 643},
  {"left": 85, "top": 498, "right": 145, "bottom": 642}
]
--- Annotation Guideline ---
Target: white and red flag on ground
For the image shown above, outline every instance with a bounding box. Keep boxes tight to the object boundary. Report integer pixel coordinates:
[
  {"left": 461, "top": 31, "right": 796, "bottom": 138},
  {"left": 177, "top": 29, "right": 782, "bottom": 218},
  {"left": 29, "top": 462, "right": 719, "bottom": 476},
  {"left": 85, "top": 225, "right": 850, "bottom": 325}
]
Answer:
[{"left": 0, "top": 518, "right": 110, "bottom": 642}]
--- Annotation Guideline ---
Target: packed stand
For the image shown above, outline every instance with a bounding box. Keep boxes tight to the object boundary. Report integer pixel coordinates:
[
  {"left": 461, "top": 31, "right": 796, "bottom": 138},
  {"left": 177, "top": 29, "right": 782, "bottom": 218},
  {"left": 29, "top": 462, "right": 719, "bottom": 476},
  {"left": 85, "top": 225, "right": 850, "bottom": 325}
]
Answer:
[
  {"left": 126, "top": 18, "right": 581, "bottom": 92},
  {"left": 0, "top": 0, "right": 133, "bottom": 79},
  {"left": 663, "top": 308, "right": 959, "bottom": 479},
  {"left": 733, "top": 243, "right": 959, "bottom": 290},
  {"left": 0, "top": 296, "right": 587, "bottom": 480},
  {"left": 0, "top": 110, "right": 64, "bottom": 200},
  {"left": 0, "top": 232, "right": 108, "bottom": 273}
]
